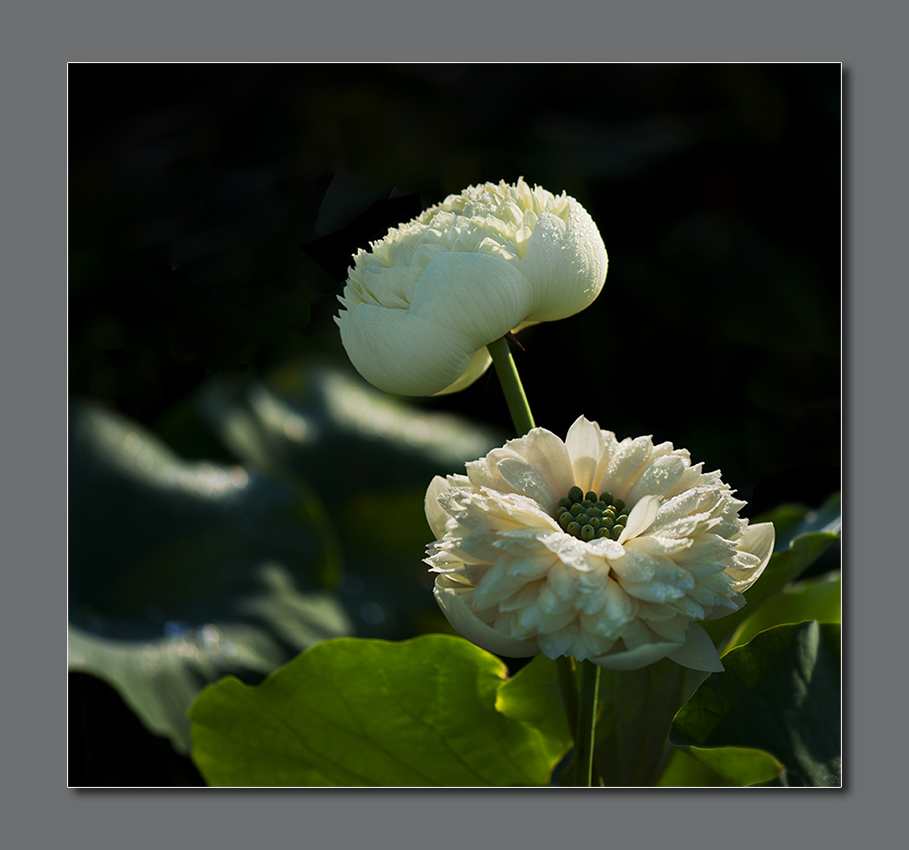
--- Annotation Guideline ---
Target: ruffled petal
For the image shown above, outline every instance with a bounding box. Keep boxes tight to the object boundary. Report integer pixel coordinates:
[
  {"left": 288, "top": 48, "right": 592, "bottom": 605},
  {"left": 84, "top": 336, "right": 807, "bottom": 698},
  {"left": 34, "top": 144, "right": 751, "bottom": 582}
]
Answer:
[
  {"left": 424, "top": 475, "right": 451, "bottom": 539},
  {"left": 433, "top": 575, "right": 539, "bottom": 658},
  {"left": 627, "top": 454, "right": 688, "bottom": 502}
]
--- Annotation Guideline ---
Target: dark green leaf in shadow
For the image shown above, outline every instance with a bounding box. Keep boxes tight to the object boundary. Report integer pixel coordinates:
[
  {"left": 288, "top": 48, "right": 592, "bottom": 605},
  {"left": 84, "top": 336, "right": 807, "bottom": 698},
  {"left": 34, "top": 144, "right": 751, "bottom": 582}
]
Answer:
[
  {"left": 728, "top": 572, "right": 841, "bottom": 650},
  {"left": 188, "top": 635, "right": 573, "bottom": 787},
  {"left": 702, "top": 496, "right": 841, "bottom": 651},
  {"left": 757, "top": 494, "right": 842, "bottom": 548},
  {"left": 670, "top": 622, "right": 841, "bottom": 787},
  {"left": 69, "top": 403, "right": 352, "bottom": 752}
]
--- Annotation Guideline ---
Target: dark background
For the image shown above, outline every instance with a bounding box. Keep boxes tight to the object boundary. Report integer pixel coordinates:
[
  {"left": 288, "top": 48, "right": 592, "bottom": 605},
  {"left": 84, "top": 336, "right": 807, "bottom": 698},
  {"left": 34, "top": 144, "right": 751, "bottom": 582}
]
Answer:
[
  {"left": 68, "top": 63, "right": 840, "bottom": 784},
  {"left": 69, "top": 63, "right": 840, "bottom": 512}
]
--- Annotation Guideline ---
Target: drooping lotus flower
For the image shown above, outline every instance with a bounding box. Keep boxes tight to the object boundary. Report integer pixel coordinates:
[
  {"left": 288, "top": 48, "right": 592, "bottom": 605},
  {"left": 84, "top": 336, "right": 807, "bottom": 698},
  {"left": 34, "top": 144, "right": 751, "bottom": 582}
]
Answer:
[{"left": 336, "top": 179, "right": 608, "bottom": 396}]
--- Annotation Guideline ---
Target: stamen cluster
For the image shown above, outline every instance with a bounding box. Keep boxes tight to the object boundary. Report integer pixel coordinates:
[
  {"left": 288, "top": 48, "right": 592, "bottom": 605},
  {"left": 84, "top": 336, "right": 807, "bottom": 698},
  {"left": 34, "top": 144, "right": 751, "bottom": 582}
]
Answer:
[{"left": 556, "top": 485, "right": 629, "bottom": 541}]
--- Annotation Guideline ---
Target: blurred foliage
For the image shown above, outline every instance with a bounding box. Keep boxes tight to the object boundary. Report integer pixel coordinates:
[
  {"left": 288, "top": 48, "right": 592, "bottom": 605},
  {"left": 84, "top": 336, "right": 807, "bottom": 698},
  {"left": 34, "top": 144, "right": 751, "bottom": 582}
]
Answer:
[
  {"left": 69, "top": 63, "right": 841, "bottom": 786},
  {"left": 68, "top": 362, "right": 502, "bottom": 777},
  {"left": 69, "top": 401, "right": 352, "bottom": 753}
]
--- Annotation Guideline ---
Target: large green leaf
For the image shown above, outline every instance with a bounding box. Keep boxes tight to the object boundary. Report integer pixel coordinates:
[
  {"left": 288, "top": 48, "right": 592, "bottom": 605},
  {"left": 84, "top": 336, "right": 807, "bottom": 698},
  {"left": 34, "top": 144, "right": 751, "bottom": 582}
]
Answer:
[
  {"left": 670, "top": 622, "right": 841, "bottom": 786},
  {"left": 703, "top": 496, "right": 841, "bottom": 651},
  {"left": 69, "top": 403, "right": 352, "bottom": 752},
  {"left": 188, "top": 635, "right": 573, "bottom": 786}
]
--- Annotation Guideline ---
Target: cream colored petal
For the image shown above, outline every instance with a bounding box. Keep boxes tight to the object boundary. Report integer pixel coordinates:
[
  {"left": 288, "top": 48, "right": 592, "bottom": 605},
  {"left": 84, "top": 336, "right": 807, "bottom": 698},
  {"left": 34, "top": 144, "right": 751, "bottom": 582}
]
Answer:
[
  {"left": 539, "top": 532, "right": 602, "bottom": 572},
  {"left": 538, "top": 630, "right": 583, "bottom": 661},
  {"left": 587, "top": 535, "right": 627, "bottom": 559},
  {"left": 611, "top": 546, "right": 693, "bottom": 587},
  {"left": 619, "top": 578, "right": 687, "bottom": 604},
  {"left": 517, "top": 428, "right": 576, "bottom": 507},
  {"left": 496, "top": 456, "right": 560, "bottom": 509},
  {"left": 433, "top": 347, "right": 492, "bottom": 395},
  {"left": 409, "top": 252, "right": 533, "bottom": 348},
  {"left": 666, "top": 622, "right": 724, "bottom": 672},
  {"left": 735, "top": 521, "right": 775, "bottom": 575},
  {"left": 424, "top": 475, "right": 451, "bottom": 539},
  {"left": 627, "top": 454, "right": 688, "bottom": 503},
  {"left": 589, "top": 639, "right": 682, "bottom": 671},
  {"left": 643, "top": 613, "right": 691, "bottom": 644},
  {"left": 465, "top": 447, "right": 526, "bottom": 492},
  {"left": 668, "top": 596, "right": 707, "bottom": 621},
  {"left": 522, "top": 203, "right": 608, "bottom": 322},
  {"left": 433, "top": 576, "right": 539, "bottom": 658},
  {"left": 604, "top": 436, "right": 654, "bottom": 497},
  {"left": 625, "top": 533, "right": 693, "bottom": 558},
  {"left": 338, "top": 303, "right": 478, "bottom": 396},
  {"left": 565, "top": 416, "right": 605, "bottom": 491},
  {"left": 618, "top": 495, "right": 661, "bottom": 543},
  {"left": 472, "top": 564, "right": 537, "bottom": 611},
  {"left": 579, "top": 574, "right": 633, "bottom": 630}
]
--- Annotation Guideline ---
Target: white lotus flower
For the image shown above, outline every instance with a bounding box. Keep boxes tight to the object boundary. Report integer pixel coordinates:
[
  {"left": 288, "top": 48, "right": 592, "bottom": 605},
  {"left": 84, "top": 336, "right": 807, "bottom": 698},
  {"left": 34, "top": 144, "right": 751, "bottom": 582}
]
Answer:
[
  {"left": 336, "top": 179, "right": 607, "bottom": 396},
  {"left": 425, "top": 416, "right": 774, "bottom": 672}
]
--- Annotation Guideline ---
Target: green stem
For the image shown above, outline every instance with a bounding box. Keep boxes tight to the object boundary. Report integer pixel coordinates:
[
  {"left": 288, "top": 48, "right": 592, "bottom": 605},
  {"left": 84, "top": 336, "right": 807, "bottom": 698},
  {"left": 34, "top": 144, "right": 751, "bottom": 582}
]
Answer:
[
  {"left": 487, "top": 336, "right": 535, "bottom": 436},
  {"left": 574, "top": 660, "right": 602, "bottom": 787},
  {"left": 487, "top": 335, "right": 595, "bottom": 784},
  {"left": 556, "top": 657, "right": 579, "bottom": 744}
]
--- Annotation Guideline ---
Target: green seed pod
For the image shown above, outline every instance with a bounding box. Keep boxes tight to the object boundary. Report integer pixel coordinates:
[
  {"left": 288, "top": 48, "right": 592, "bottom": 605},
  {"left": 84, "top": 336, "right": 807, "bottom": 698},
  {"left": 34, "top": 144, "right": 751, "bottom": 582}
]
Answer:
[
  {"left": 567, "top": 521, "right": 581, "bottom": 536},
  {"left": 580, "top": 524, "right": 595, "bottom": 540},
  {"left": 558, "top": 496, "right": 572, "bottom": 510},
  {"left": 558, "top": 512, "right": 572, "bottom": 529},
  {"left": 613, "top": 498, "right": 626, "bottom": 512},
  {"left": 570, "top": 502, "right": 583, "bottom": 515},
  {"left": 588, "top": 517, "right": 601, "bottom": 529},
  {"left": 585, "top": 491, "right": 598, "bottom": 502},
  {"left": 569, "top": 486, "right": 584, "bottom": 503},
  {"left": 594, "top": 500, "right": 606, "bottom": 509},
  {"left": 596, "top": 528, "right": 611, "bottom": 539},
  {"left": 612, "top": 523, "right": 625, "bottom": 539},
  {"left": 602, "top": 516, "right": 614, "bottom": 528},
  {"left": 600, "top": 491, "right": 613, "bottom": 504},
  {"left": 576, "top": 513, "right": 589, "bottom": 524}
]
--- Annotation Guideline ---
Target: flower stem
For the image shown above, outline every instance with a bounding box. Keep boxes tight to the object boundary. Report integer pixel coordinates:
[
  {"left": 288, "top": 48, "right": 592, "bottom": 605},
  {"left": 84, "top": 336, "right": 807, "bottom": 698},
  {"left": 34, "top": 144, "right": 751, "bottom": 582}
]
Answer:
[
  {"left": 574, "top": 660, "right": 602, "bottom": 787},
  {"left": 487, "top": 336, "right": 535, "bottom": 436},
  {"left": 556, "top": 657, "right": 579, "bottom": 743},
  {"left": 487, "top": 334, "right": 599, "bottom": 786}
]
